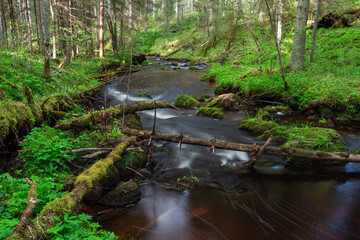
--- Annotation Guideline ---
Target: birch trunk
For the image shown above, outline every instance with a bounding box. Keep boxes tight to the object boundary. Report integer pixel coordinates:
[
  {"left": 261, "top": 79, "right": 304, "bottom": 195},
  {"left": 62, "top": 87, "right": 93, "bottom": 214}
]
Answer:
[
  {"left": 99, "top": 0, "right": 104, "bottom": 58},
  {"left": 43, "top": 0, "right": 51, "bottom": 78}
]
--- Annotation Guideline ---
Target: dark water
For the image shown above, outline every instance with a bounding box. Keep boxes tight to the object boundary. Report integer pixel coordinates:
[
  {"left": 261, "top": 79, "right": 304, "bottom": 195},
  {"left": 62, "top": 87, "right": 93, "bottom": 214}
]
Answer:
[{"left": 97, "top": 60, "right": 360, "bottom": 240}]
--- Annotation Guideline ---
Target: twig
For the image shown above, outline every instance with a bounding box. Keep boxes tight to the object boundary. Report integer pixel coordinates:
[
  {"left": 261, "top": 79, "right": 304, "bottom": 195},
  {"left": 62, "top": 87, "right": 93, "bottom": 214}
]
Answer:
[
  {"left": 126, "top": 166, "right": 145, "bottom": 178},
  {"left": 68, "top": 147, "right": 113, "bottom": 154},
  {"left": 246, "top": 135, "right": 274, "bottom": 167}
]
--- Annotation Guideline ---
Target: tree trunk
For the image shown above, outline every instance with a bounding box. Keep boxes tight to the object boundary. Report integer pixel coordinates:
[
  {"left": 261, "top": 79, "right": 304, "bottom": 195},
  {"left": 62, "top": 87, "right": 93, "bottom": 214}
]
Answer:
[
  {"left": 43, "top": 0, "right": 51, "bottom": 79},
  {"left": 99, "top": 0, "right": 104, "bottom": 58},
  {"left": 65, "top": 0, "right": 71, "bottom": 63},
  {"left": 265, "top": 0, "right": 288, "bottom": 90},
  {"left": 120, "top": 127, "right": 360, "bottom": 164},
  {"left": 227, "top": 0, "right": 241, "bottom": 51},
  {"left": 50, "top": 0, "right": 56, "bottom": 58},
  {"left": 33, "top": 0, "right": 41, "bottom": 52},
  {"left": 7, "top": 0, "right": 18, "bottom": 46},
  {"left": 290, "top": 0, "right": 310, "bottom": 70},
  {"left": 25, "top": 0, "right": 32, "bottom": 52},
  {"left": 276, "top": 0, "right": 284, "bottom": 49},
  {"left": 144, "top": 0, "right": 148, "bottom": 34},
  {"left": 0, "top": 0, "right": 8, "bottom": 46},
  {"left": 36, "top": 0, "right": 45, "bottom": 54},
  {"left": 309, "top": 0, "right": 321, "bottom": 64},
  {"left": 54, "top": 101, "right": 176, "bottom": 131}
]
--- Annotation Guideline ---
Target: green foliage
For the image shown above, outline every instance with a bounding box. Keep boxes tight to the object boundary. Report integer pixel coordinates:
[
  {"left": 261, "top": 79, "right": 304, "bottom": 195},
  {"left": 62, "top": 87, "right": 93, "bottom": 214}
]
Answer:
[
  {"left": 20, "top": 126, "right": 77, "bottom": 177},
  {"left": 0, "top": 51, "right": 105, "bottom": 102},
  {"left": 46, "top": 213, "right": 118, "bottom": 240},
  {"left": 176, "top": 170, "right": 199, "bottom": 191},
  {"left": 0, "top": 173, "right": 66, "bottom": 239}
]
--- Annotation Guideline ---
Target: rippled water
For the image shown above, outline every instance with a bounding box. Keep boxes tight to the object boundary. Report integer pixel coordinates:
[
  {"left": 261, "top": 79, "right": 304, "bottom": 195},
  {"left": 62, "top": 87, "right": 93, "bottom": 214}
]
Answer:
[{"left": 96, "top": 60, "right": 360, "bottom": 240}]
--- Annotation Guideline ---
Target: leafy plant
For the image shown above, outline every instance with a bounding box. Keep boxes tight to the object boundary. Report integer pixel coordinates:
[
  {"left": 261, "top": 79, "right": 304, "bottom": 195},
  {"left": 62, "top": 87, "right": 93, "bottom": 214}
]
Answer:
[{"left": 46, "top": 213, "right": 118, "bottom": 240}]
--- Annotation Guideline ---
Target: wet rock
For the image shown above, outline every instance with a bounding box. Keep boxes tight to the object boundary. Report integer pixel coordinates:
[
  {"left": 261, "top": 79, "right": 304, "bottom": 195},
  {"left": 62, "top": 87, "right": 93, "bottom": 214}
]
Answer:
[
  {"left": 170, "top": 62, "right": 178, "bottom": 66},
  {"left": 136, "top": 168, "right": 152, "bottom": 179},
  {"left": 83, "top": 165, "right": 120, "bottom": 203},
  {"left": 132, "top": 54, "right": 147, "bottom": 65},
  {"left": 175, "top": 95, "right": 200, "bottom": 108},
  {"left": 195, "top": 107, "right": 223, "bottom": 119},
  {"left": 100, "top": 181, "right": 141, "bottom": 207},
  {"left": 315, "top": 118, "right": 335, "bottom": 128},
  {"left": 189, "top": 66, "right": 199, "bottom": 70},
  {"left": 208, "top": 93, "right": 242, "bottom": 110},
  {"left": 307, "top": 115, "right": 319, "bottom": 121}
]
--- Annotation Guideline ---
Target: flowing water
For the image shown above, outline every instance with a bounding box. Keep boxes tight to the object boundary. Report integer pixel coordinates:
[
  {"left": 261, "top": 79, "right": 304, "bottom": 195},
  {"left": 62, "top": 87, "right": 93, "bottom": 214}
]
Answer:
[{"left": 96, "top": 60, "right": 360, "bottom": 240}]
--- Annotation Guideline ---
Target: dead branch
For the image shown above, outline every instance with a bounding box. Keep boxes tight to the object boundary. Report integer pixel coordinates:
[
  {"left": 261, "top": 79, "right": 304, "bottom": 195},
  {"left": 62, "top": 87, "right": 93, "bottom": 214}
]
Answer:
[
  {"left": 119, "top": 126, "right": 360, "bottom": 164},
  {"left": 8, "top": 179, "right": 39, "bottom": 239},
  {"left": 68, "top": 148, "right": 113, "bottom": 154},
  {"left": 246, "top": 135, "right": 273, "bottom": 167},
  {"left": 82, "top": 150, "right": 110, "bottom": 159}
]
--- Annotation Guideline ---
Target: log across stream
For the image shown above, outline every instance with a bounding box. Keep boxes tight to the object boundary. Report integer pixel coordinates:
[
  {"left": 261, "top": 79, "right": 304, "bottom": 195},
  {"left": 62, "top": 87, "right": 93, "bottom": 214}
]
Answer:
[{"left": 87, "top": 59, "right": 360, "bottom": 240}]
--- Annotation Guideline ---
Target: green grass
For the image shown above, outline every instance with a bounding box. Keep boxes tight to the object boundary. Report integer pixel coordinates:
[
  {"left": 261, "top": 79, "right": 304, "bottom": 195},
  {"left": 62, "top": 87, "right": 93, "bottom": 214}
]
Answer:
[{"left": 0, "top": 50, "right": 119, "bottom": 102}]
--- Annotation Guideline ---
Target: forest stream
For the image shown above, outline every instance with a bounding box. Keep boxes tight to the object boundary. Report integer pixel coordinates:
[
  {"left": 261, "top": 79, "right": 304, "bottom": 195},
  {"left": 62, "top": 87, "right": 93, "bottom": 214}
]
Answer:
[{"left": 85, "top": 59, "right": 360, "bottom": 240}]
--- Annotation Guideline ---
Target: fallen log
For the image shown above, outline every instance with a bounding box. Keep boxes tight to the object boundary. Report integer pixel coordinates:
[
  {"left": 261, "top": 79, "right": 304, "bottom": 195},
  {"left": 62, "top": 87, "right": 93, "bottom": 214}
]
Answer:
[
  {"left": 18, "top": 137, "right": 135, "bottom": 240},
  {"left": 54, "top": 101, "right": 176, "bottom": 131},
  {"left": 7, "top": 179, "right": 39, "bottom": 240},
  {"left": 119, "top": 127, "right": 360, "bottom": 163}
]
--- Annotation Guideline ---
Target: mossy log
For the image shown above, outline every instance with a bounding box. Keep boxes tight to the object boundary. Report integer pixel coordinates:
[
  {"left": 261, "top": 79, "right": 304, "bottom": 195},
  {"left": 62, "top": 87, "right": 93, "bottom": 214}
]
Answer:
[
  {"left": 120, "top": 126, "right": 360, "bottom": 163},
  {"left": 0, "top": 95, "right": 75, "bottom": 143},
  {"left": 54, "top": 101, "right": 175, "bottom": 131},
  {"left": 19, "top": 137, "right": 135, "bottom": 240}
]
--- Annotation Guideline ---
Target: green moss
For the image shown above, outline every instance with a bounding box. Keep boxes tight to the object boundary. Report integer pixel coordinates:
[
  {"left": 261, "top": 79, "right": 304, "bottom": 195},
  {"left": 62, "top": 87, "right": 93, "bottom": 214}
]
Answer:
[
  {"left": 39, "top": 194, "right": 76, "bottom": 220},
  {"left": 354, "top": 149, "right": 360, "bottom": 154},
  {"left": 138, "top": 93, "right": 153, "bottom": 99},
  {"left": 258, "top": 126, "right": 290, "bottom": 142},
  {"left": 174, "top": 95, "right": 200, "bottom": 108},
  {"left": 75, "top": 158, "right": 114, "bottom": 190},
  {"left": 208, "top": 100, "right": 221, "bottom": 108},
  {"left": 283, "top": 127, "right": 348, "bottom": 152},
  {"left": 239, "top": 118, "right": 279, "bottom": 134},
  {"left": 124, "top": 113, "right": 143, "bottom": 130},
  {"left": 195, "top": 107, "right": 224, "bottom": 119}
]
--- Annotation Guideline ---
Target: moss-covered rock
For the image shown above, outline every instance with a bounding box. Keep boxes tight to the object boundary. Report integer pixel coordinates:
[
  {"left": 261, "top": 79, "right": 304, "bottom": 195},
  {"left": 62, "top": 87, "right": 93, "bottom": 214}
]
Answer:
[
  {"left": 208, "top": 93, "right": 242, "bottom": 110},
  {"left": 83, "top": 165, "right": 120, "bottom": 203},
  {"left": 239, "top": 118, "right": 279, "bottom": 134},
  {"left": 100, "top": 181, "right": 141, "bottom": 207},
  {"left": 195, "top": 107, "right": 224, "bottom": 119},
  {"left": 283, "top": 127, "right": 348, "bottom": 153},
  {"left": 258, "top": 126, "right": 289, "bottom": 141},
  {"left": 124, "top": 113, "right": 143, "bottom": 130},
  {"left": 174, "top": 95, "right": 200, "bottom": 108},
  {"left": 354, "top": 149, "right": 360, "bottom": 154},
  {"left": 116, "top": 149, "right": 148, "bottom": 171}
]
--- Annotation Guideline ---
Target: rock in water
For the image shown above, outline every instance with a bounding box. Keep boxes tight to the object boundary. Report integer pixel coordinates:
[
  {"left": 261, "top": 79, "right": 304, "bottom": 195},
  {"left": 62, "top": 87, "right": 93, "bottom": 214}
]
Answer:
[{"left": 100, "top": 181, "right": 141, "bottom": 207}]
